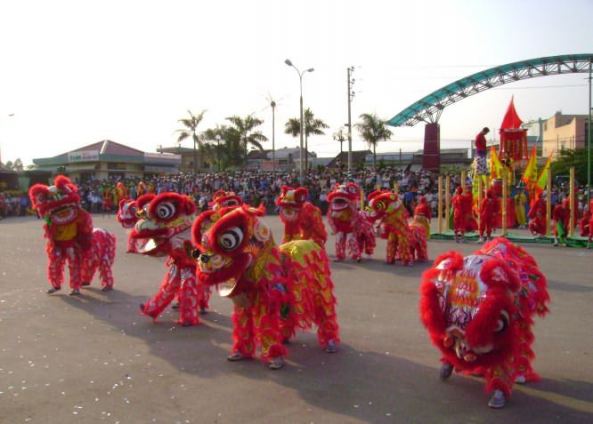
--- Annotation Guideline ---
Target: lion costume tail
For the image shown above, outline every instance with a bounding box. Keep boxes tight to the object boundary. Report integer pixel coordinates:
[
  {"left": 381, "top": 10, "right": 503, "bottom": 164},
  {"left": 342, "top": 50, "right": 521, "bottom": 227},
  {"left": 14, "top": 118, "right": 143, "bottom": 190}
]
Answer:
[{"left": 279, "top": 240, "right": 340, "bottom": 349}]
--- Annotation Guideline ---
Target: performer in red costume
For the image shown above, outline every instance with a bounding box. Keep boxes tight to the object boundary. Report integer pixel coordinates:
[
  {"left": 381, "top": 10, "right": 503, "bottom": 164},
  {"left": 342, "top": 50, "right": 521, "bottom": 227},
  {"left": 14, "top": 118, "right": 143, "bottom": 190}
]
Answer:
[
  {"left": 132, "top": 193, "right": 209, "bottom": 326},
  {"left": 368, "top": 190, "right": 427, "bottom": 265},
  {"left": 413, "top": 194, "right": 432, "bottom": 240},
  {"left": 192, "top": 204, "right": 340, "bottom": 369},
  {"left": 478, "top": 189, "right": 497, "bottom": 242},
  {"left": 588, "top": 200, "right": 593, "bottom": 248},
  {"left": 528, "top": 191, "right": 547, "bottom": 236},
  {"left": 451, "top": 187, "right": 465, "bottom": 243},
  {"left": 276, "top": 186, "right": 327, "bottom": 248},
  {"left": 326, "top": 182, "right": 375, "bottom": 261},
  {"left": 29, "top": 175, "right": 116, "bottom": 295},
  {"left": 420, "top": 238, "right": 549, "bottom": 408},
  {"left": 552, "top": 198, "right": 570, "bottom": 246},
  {"left": 578, "top": 201, "right": 591, "bottom": 237}
]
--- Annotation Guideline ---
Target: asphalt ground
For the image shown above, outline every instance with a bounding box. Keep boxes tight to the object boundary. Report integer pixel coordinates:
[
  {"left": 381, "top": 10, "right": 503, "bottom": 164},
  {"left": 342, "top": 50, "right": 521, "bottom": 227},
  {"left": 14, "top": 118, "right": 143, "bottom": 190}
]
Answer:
[{"left": 1, "top": 215, "right": 592, "bottom": 424}]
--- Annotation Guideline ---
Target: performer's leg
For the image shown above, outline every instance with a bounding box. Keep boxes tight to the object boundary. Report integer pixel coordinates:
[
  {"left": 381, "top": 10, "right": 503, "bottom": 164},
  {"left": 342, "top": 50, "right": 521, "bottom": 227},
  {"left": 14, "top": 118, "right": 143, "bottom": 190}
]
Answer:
[
  {"left": 66, "top": 247, "right": 82, "bottom": 293},
  {"left": 346, "top": 232, "right": 361, "bottom": 261},
  {"left": 312, "top": 281, "right": 340, "bottom": 352},
  {"left": 196, "top": 277, "right": 211, "bottom": 313},
  {"left": 98, "top": 231, "right": 116, "bottom": 290},
  {"left": 140, "top": 265, "right": 181, "bottom": 320},
  {"left": 386, "top": 233, "right": 396, "bottom": 264},
  {"left": 335, "top": 233, "right": 346, "bottom": 261},
  {"left": 253, "top": 301, "right": 287, "bottom": 368},
  {"left": 177, "top": 266, "right": 200, "bottom": 326},
  {"left": 485, "top": 358, "right": 514, "bottom": 409},
  {"left": 47, "top": 245, "right": 65, "bottom": 292},
  {"left": 397, "top": 233, "right": 413, "bottom": 266},
  {"left": 229, "top": 304, "right": 255, "bottom": 360}
]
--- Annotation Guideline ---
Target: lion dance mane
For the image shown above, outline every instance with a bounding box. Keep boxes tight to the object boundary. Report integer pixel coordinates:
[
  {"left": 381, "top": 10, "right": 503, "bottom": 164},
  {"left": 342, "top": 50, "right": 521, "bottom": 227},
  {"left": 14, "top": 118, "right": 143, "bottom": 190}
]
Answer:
[{"left": 419, "top": 238, "right": 549, "bottom": 407}]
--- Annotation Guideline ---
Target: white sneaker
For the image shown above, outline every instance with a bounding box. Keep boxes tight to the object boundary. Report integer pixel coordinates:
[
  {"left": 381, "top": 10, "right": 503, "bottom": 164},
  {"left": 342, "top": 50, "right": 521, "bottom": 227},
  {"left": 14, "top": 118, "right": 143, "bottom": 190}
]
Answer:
[
  {"left": 325, "top": 340, "right": 338, "bottom": 353},
  {"left": 488, "top": 389, "right": 506, "bottom": 409},
  {"left": 227, "top": 351, "right": 244, "bottom": 361},
  {"left": 268, "top": 357, "right": 285, "bottom": 370}
]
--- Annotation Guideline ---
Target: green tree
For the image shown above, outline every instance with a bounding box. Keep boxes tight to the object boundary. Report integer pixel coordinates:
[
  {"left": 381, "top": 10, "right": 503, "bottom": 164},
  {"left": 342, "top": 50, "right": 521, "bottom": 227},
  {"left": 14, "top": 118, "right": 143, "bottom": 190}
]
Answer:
[
  {"left": 177, "top": 110, "right": 206, "bottom": 173},
  {"left": 284, "top": 108, "right": 329, "bottom": 170},
  {"left": 355, "top": 113, "right": 393, "bottom": 169},
  {"left": 551, "top": 148, "right": 589, "bottom": 186},
  {"left": 225, "top": 115, "right": 268, "bottom": 167}
]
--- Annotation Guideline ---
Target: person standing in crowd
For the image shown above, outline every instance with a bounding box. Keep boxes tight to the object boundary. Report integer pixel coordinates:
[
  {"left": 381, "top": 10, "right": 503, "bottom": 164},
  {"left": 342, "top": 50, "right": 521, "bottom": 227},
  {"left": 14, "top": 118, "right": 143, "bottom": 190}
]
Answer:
[
  {"left": 514, "top": 186, "right": 528, "bottom": 229},
  {"left": 478, "top": 189, "right": 497, "bottom": 242},
  {"left": 552, "top": 198, "right": 570, "bottom": 247},
  {"left": 474, "top": 127, "right": 490, "bottom": 176}
]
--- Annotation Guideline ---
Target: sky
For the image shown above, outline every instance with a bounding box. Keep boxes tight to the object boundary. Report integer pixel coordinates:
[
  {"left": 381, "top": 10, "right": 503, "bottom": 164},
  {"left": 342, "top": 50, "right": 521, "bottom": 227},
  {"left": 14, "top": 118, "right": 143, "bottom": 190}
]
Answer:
[{"left": 0, "top": 0, "right": 592, "bottom": 166}]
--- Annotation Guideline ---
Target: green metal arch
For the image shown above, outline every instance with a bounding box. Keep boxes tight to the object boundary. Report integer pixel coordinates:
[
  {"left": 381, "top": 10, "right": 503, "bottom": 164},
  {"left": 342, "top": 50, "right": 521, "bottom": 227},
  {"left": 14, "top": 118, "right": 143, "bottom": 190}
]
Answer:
[{"left": 386, "top": 54, "right": 593, "bottom": 127}]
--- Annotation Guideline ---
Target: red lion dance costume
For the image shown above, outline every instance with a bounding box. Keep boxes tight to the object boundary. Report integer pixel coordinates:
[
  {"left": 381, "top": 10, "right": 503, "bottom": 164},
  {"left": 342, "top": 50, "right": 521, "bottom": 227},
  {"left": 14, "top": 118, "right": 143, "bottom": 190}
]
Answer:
[
  {"left": 276, "top": 186, "right": 327, "bottom": 248},
  {"left": 327, "top": 183, "right": 375, "bottom": 261},
  {"left": 210, "top": 190, "right": 243, "bottom": 210},
  {"left": 368, "top": 190, "right": 427, "bottom": 264},
  {"left": 192, "top": 204, "right": 339, "bottom": 369},
  {"left": 420, "top": 238, "right": 549, "bottom": 408},
  {"left": 29, "top": 175, "right": 116, "bottom": 295},
  {"left": 132, "top": 193, "right": 210, "bottom": 326},
  {"left": 116, "top": 198, "right": 139, "bottom": 253}
]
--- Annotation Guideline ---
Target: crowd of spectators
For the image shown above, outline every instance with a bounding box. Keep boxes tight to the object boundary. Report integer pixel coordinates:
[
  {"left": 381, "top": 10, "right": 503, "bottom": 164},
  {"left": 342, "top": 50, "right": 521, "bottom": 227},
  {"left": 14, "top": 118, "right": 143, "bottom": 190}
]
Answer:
[
  {"left": 1, "top": 167, "right": 590, "bottom": 221},
  {"left": 69, "top": 168, "right": 439, "bottom": 216}
]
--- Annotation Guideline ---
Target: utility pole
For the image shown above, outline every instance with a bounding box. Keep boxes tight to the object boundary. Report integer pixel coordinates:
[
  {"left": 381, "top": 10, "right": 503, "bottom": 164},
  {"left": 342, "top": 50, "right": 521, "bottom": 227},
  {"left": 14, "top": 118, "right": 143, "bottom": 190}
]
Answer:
[
  {"left": 271, "top": 100, "right": 276, "bottom": 176},
  {"left": 347, "top": 66, "right": 355, "bottom": 177}
]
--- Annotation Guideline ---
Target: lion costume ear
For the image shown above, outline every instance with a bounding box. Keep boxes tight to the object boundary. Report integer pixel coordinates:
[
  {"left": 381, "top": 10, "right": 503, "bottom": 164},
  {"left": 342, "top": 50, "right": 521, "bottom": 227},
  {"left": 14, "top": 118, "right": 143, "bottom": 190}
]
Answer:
[
  {"left": 432, "top": 251, "right": 464, "bottom": 273},
  {"left": 480, "top": 259, "right": 520, "bottom": 292},
  {"left": 295, "top": 187, "right": 308, "bottom": 203}
]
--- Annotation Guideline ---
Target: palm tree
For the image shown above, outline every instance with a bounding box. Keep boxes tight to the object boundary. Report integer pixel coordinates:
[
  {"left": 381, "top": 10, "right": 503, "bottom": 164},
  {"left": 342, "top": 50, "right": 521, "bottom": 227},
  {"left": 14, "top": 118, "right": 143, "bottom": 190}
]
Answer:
[
  {"left": 355, "top": 113, "right": 393, "bottom": 169},
  {"left": 202, "top": 125, "right": 229, "bottom": 171},
  {"left": 284, "top": 108, "right": 329, "bottom": 171},
  {"left": 177, "top": 110, "right": 206, "bottom": 173},
  {"left": 333, "top": 127, "right": 347, "bottom": 155},
  {"left": 225, "top": 115, "right": 268, "bottom": 167}
]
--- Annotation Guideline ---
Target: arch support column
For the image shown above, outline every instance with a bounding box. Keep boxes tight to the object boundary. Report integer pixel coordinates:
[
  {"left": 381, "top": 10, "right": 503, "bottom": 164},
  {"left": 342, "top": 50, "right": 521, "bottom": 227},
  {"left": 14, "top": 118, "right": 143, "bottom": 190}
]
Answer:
[{"left": 423, "top": 123, "right": 440, "bottom": 171}]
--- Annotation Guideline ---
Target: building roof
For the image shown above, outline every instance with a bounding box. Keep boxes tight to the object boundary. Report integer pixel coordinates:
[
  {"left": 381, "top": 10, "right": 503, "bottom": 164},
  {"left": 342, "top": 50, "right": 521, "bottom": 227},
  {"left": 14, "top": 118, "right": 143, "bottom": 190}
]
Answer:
[
  {"left": 327, "top": 150, "right": 372, "bottom": 167},
  {"left": 33, "top": 140, "right": 180, "bottom": 168},
  {"left": 71, "top": 140, "right": 144, "bottom": 156}
]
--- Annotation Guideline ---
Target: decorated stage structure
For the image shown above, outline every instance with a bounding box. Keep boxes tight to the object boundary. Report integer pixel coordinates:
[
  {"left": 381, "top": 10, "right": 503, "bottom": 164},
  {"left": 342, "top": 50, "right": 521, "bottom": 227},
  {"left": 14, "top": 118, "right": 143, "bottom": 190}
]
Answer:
[{"left": 430, "top": 98, "right": 588, "bottom": 247}]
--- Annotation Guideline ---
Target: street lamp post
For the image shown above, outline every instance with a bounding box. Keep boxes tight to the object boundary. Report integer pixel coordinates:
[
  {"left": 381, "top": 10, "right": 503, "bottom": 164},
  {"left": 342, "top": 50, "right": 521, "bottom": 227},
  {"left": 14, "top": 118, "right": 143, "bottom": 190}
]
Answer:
[
  {"left": 215, "top": 134, "right": 222, "bottom": 172},
  {"left": 285, "top": 59, "right": 314, "bottom": 185},
  {"left": 587, "top": 62, "right": 593, "bottom": 204}
]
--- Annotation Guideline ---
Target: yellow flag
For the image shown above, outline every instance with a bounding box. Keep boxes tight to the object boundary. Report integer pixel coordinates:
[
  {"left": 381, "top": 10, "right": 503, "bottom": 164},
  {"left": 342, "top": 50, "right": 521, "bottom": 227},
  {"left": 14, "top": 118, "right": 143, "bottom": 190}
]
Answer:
[
  {"left": 489, "top": 147, "right": 504, "bottom": 179},
  {"left": 521, "top": 146, "right": 538, "bottom": 185},
  {"left": 536, "top": 154, "right": 552, "bottom": 192}
]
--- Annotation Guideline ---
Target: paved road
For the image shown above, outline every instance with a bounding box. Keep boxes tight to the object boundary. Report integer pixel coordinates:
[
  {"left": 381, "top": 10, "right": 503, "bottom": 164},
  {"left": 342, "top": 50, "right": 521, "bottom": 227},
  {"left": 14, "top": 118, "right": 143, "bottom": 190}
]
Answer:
[{"left": 1, "top": 215, "right": 592, "bottom": 423}]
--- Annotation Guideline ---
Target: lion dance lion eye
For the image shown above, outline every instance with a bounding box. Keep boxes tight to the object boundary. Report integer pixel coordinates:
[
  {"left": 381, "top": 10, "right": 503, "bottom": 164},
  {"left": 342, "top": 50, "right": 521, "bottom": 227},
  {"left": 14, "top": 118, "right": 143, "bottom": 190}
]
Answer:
[
  {"left": 494, "top": 311, "right": 509, "bottom": 333},
  {"left": 218, "top": 227, "right": 244, "bottom": 251},
  {"left": 155, "top": 202, "right": 176, "bottom": 220}
]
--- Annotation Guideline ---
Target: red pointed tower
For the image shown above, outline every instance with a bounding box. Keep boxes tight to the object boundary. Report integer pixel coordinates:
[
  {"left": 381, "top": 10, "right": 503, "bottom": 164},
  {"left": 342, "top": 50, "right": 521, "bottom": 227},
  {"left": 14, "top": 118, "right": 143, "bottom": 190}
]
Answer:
[{"left": 499, "top": 97, "right": 528, "bottom": 162}]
